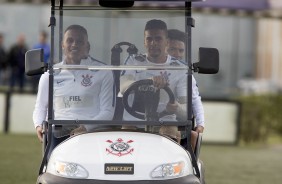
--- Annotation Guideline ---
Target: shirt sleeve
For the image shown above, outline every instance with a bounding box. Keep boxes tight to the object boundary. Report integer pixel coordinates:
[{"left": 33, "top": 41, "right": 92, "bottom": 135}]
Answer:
[
  {"left": 191, "top": 76, "right": 205, "bottom": 127},
  {"left": 84, "top": 71, "right": 115, "bottom": 131},
  {"left": 175, "top": 74, "right": 205, "bottom": 127},
  {"left": 33, "top": 72, "right": 49, "bottom": 128},
  {"left": 93, "top": 71, "right": 115, "bottom": 120}
]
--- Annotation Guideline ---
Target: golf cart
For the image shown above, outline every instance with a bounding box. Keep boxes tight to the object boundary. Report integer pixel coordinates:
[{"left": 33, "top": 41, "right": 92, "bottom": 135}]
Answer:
[{"left": 25, "top": 0, "right": 219, "bottom": 183}]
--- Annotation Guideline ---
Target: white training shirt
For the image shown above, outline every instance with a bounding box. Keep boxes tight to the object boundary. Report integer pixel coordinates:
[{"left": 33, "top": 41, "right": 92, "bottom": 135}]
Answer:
[
  {"left": 121, "top": 54, "right": 204, "bottom": 127},
  {"left": 33, "top": 56, "right": 115, "bottom": 130}
]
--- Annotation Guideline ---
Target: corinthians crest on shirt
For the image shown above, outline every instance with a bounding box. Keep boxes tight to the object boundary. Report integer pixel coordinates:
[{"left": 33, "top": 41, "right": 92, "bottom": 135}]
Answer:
[{"left": 81, "top": 74, "right": 93, "bottom": 87}]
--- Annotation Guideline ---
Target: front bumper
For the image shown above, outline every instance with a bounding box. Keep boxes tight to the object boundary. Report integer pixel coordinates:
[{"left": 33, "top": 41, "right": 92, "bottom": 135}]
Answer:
[{"left": 37, "top": 173, "right": 201, "bottom": 184}]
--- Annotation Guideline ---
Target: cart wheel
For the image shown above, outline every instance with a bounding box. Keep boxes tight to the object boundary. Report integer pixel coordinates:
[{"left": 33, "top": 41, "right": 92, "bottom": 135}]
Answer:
[{"left": 199, "top": 159, "right": 205, "bottom": 184}]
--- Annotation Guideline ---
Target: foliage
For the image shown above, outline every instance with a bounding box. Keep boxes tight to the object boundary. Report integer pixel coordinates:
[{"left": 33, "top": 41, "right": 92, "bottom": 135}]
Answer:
[{"left": 238, "top": 94, "right": 282, "bottom": 143}]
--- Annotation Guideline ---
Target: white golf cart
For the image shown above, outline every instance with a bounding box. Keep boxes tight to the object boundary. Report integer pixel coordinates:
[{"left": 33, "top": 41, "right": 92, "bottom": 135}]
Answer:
[{"left": 25, "top": 0, "right": 219, "bottom": 183}]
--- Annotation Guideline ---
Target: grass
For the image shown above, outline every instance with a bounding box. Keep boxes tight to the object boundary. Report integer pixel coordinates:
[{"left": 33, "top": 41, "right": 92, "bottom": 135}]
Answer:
[
  {"left": 0, "top": 134, "right": 41, "bottom": 184},
  {"left": 0, "top": 134, "right": 282, "bottom": 184},
  {"left": 201, "top": 144, "right": 282, "bottom": 184}
]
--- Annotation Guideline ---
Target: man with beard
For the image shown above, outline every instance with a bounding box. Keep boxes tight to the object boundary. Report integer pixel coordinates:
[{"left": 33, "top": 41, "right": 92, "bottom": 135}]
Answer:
[{"left": 120, "top": 20, "right": 204, "bottom": 150}]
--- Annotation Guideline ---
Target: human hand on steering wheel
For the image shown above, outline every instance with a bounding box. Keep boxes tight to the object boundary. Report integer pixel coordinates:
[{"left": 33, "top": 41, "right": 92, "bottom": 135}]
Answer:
[
  {"left": 152, "top": 75, "right": 168, "bottom": 89},
  {"left": 123, "top": 79, "right": 175, "bottom": 120},
  {"left": 165, "top": 101, "right": 179, "bottom": 114},
  {"left": 152, "top": 74, "right": 179, "bottom": 115}
]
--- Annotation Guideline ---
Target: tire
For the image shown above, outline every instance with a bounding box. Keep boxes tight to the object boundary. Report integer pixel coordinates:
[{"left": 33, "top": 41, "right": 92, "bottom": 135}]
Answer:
[{"left": 199, "top": 159, "right": 205, "bottom": 184}]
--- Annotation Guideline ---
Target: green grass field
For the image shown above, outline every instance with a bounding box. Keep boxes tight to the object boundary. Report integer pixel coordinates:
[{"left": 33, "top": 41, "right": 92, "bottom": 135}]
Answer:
[
  {"left": 201, "top": 144, "right": 282, "bottom": 184},
  {"left": 0, "top": 134, "right": 41, "bottom": 184},
  {"left": 0, "top": 134, "right": 282, "bottom": 184}
]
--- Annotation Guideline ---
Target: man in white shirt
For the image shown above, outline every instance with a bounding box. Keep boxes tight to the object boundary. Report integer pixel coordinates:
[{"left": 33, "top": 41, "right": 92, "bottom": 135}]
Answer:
[
  {"left": 120, "top": 20, "right": 204, "bottom": 150},
  {"left": 33, "top": 25, "right": 115, "bottom": 142},
  {"left": 166, "top": 28, "right": 204, "bottom": 149}
]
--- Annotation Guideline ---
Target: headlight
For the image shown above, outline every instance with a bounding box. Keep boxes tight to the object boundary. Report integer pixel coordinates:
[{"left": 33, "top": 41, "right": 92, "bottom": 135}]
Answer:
[
  {"left": 151, "top": 161, "right": 185, "bottom": 179},
  {"left": 54, "top": 161, "right": 89, "bottom": 178}
]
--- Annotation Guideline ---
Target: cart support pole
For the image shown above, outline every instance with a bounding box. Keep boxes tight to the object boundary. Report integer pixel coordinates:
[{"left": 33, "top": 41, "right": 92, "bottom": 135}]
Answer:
[
  {"left": 38, "top": 0, "right": 56, "bottom": 175},
  {"left": 185, "top": 1, "right": 201, "bottom": 179}
]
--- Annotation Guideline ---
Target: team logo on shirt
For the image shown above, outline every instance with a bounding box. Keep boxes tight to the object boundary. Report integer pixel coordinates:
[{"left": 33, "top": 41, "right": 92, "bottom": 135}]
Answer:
[
  {"left": 81, "top": 74, "right": 93, "bottom": 87},
  {"left": 134, "top": 54, "right": 146, "bottom": 62},
  {"left": 56, "top": 80, "right": 65, "bottom": 86},
  {"left": 106, "top": 138, "right": 134, "bottom": 157}
]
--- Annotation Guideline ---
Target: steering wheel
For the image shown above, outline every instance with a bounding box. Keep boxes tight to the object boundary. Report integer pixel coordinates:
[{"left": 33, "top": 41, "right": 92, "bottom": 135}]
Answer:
[{"left": 123, "top": 79, "right": 175, "bottom": 120}]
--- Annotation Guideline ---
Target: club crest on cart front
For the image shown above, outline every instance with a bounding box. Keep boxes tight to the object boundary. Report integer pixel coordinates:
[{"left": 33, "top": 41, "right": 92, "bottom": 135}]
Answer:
[{"left": 106, "top": 138, "right": 134, "bottom": 157}]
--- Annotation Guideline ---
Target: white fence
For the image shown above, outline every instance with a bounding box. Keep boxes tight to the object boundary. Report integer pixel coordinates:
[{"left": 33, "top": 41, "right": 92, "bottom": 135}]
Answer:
[
  {"left": 0, "top": 93, "right": 240, "bottom": 144},
  {"left": 202, "top": 101, "right": 240, "bottom": 144},
  {"left": 0, "top": 94, "right": 5, "bottom": 132}
]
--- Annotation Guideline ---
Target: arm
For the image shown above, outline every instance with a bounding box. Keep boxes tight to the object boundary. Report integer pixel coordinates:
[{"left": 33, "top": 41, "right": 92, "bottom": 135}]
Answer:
[
  {"left": 191, "top": 76, "right": 204, "bottom": 132},
  {"left": 166, "top": 75, "right": 204, "bottom": 133},
  {"left": 33, "top": 72, "right": 49, "bottom": 142},
  {"left": 166, "top": 71, "right": 187, "bottom": 120},
  {"left": 94, "top": 71, "right": 115, "bottom": 120},
  {"left": 84, "top": 71, "right": 115, "bottom": 131}
]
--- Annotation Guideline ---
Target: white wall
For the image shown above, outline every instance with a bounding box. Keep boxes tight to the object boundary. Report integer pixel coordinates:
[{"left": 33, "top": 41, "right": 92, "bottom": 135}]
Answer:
[
  {"left": 9, "top": 94, "right": 36, "bottom": 133},
  {"left": 202, "top": 101, "right": 239, "bottom": 144},
  {"left": 0, "top": 94, "right": 5, "bottom": 132},
  {"left": 3, "top": 93, "right": 240, "bottom": 144},
  {"left": 0, "top": 4, "right": 50, "bottom": 49}
]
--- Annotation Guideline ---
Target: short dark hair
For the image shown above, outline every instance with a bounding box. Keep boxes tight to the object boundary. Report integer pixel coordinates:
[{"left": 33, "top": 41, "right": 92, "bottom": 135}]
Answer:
[
  {"left": 145, "top": 19, "right": 167, "bottom": 32},
  {"left": 64, "top": 24, "right": 88, "bottom": 38},
  {"left": 40, "top": 31, "right": 48, "bottom": 38},
  {"left": 168, "top": 29, "right": 186, "bottom": 43}
]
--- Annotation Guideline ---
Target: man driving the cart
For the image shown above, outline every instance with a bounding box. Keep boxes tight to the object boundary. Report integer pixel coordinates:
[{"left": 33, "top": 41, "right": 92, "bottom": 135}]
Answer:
[{"left": 120, "top": 19, "right": 204, "bottom": 149}]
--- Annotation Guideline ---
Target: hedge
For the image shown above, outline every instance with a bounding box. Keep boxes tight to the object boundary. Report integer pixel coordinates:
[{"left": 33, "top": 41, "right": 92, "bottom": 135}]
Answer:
[{"left": 238, "top": 94, "right": 282, "bottom": 143}]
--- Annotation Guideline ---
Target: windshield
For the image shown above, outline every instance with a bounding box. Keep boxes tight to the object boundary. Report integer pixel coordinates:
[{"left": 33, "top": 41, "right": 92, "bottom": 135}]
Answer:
[
  {"left": 53, "top": 7, "right": 188, "bottom": 65},
  {"left": 49, "top": 6, "right": 191, "bottom": 138}
]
